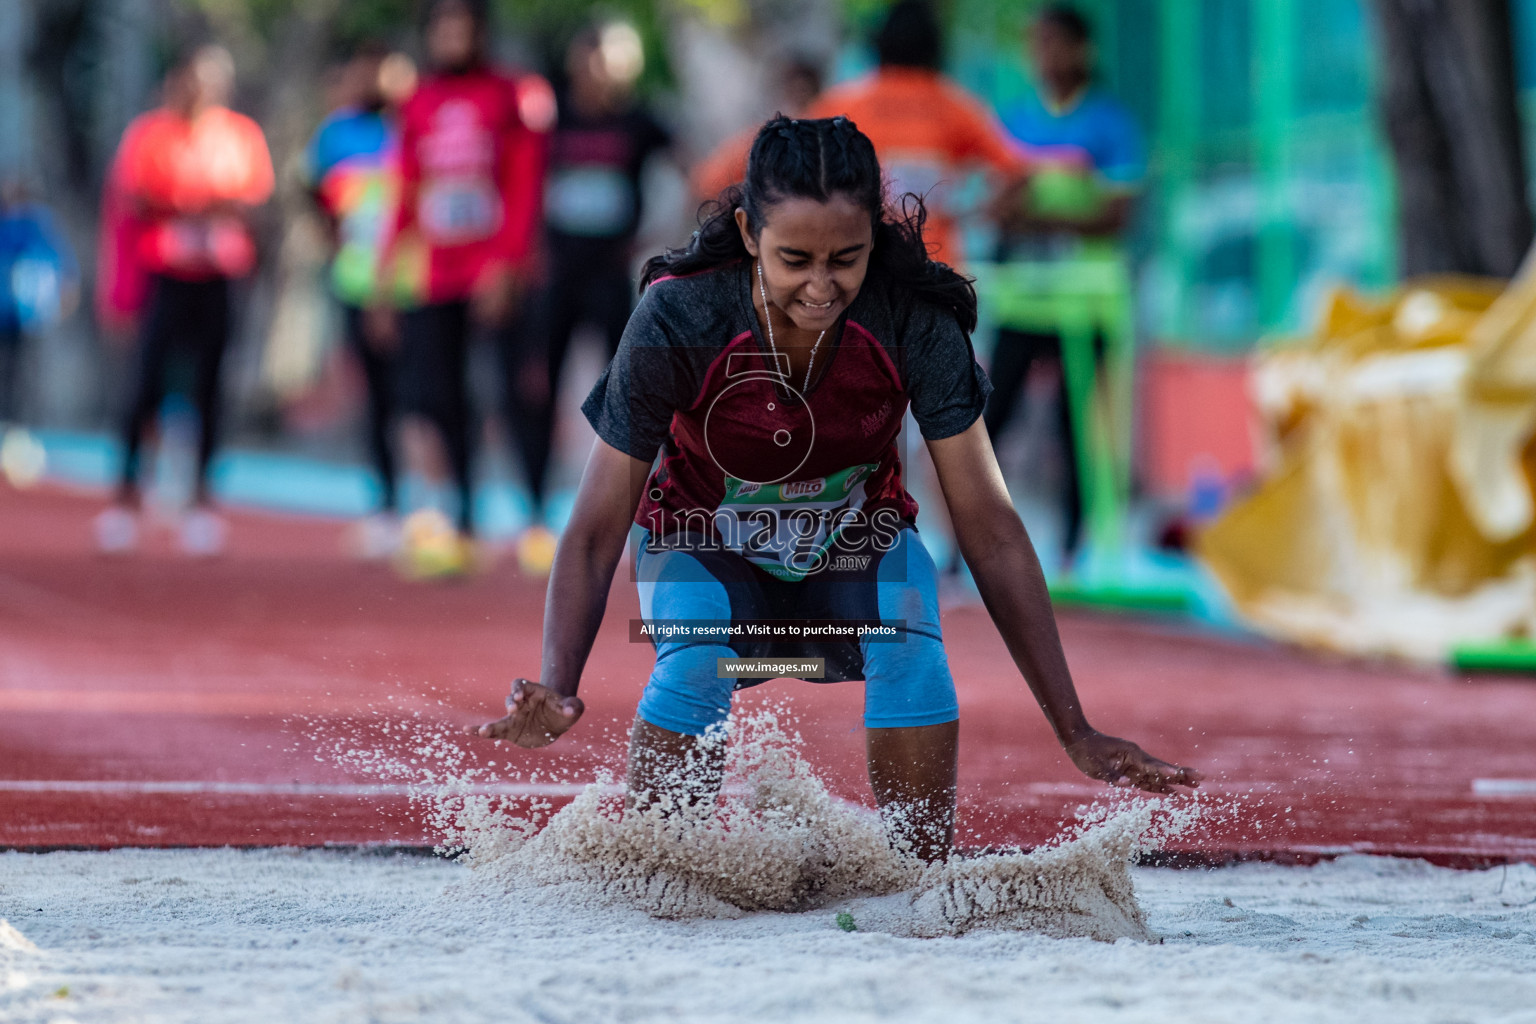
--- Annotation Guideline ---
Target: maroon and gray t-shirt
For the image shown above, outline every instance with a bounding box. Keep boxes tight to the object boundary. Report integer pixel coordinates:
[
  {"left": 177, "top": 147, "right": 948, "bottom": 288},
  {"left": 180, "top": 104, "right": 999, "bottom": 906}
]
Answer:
[{"left": 581, "top": 260, "right": 991, "bottom": 580}]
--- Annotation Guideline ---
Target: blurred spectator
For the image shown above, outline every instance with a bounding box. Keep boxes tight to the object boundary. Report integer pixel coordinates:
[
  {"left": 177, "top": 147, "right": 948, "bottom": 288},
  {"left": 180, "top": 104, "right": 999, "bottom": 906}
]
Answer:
[
  {"left": 983, "top": 4, "right": 1145, "bottom": 569},
  {"left": 0, "top": 178, "right": 79, "bottom": 428},
  {"left": 371, "top": 0, "right": 547, "bottom": 573},
  {"left": 96, "top": 143, "right": 152, "bottom": 342},
  {"left": 303, "top": 42, "right": 414, "bottom": 558},
  {"left": 505, "top": 19, "right": 671, "bottom": 566},
  {"left": 996, "top": 5, "right": 1143, "bottom": 244},
  {"left": 805, "top": 0, "right": 1025, "bottom": 575},
  {"left": 690, "top": 54, "right": 824, "bottom": 203},
  {"left": 95, "top": 44, "right": 274, "bottom": 556},
  {"left": 806, "top": 0, "right": 1028, "bottom": 267}
]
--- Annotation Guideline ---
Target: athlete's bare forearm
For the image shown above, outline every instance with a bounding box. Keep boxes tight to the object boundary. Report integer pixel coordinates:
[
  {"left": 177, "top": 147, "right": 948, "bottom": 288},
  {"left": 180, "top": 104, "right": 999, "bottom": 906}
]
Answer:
[
  {"left": 537, "top": 439, "right": 650, "bottom": 699},
  {"left": 928, "top": 422, "right": 1093, "bottom": 748},
  {"left": 957, "top": 504, "right": 1092, "bottom": 747},
  {"left": 539, "top": 523, "right": 626, "bottom": 698},
  {"left": 934, "top": 426, "right": 1197, "bottom": 792}
]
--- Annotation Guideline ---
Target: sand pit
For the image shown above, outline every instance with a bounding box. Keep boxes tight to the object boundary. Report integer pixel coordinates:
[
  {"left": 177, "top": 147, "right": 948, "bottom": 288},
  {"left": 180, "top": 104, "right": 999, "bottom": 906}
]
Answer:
[
  {"left": 4, "top": 713, "right": 1533, "bottom": 1021},
  {"left": 2, "top": 850, "right": 1534, "bottom": 1022},
  {"left": 421, "top": 713, "right": 1194, "bottom": 941}
]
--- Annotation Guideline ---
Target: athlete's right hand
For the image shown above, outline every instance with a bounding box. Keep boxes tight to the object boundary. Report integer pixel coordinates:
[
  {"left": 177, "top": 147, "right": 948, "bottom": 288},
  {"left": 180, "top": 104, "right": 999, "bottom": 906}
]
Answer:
[{"left": 467, "top": 678, "right": 584, "bottom": 748}]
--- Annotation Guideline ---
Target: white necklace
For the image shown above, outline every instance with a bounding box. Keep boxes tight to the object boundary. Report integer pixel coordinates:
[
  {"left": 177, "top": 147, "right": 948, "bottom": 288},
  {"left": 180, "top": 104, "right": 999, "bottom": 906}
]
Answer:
[{"left": 757, "top": 260, "right": 827, "bottom": 394}]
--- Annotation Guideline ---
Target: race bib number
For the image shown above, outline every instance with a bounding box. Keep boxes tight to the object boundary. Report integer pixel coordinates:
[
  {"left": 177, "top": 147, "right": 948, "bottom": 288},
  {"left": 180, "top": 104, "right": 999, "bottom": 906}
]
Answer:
[
  {"left": 545, "top": 166, "right": 635, "bottom": 237},
  {"left": 10, "top": 256, "right": 61, "bottom": 330},
  {"left": 713, "top": 463, "right": 880, "bottom": 581},
  {"left": 419, "top": 176, "right": 501, "bottom": 244},
  {"left": 336, "top": 171, "right": 390, "bottom": 249}
]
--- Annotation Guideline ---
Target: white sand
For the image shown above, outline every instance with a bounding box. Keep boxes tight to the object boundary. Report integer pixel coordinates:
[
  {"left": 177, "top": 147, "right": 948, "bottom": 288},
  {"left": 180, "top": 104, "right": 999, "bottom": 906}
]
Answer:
[
  {"left": 1, "top": 850, "right": 1534, "bottom": 1023},
  {"left": 5, "top": 714, "right": 1533, "bottom": 1022}
]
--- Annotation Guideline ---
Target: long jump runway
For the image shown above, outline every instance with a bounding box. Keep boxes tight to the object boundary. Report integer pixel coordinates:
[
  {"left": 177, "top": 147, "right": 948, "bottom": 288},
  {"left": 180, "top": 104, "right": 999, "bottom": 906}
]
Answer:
[{"left": 2, "top": 484, "right": 1534, "bottom": 863}]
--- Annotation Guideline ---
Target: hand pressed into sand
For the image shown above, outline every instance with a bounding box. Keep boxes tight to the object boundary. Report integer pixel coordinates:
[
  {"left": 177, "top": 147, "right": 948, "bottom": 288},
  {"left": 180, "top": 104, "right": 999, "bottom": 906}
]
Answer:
[
  {"left": 468, "top": 678, "right": 584, "bottom": 748},
  {"left": 1064, "top": 730, "right": 1202, "bottom": 795}
]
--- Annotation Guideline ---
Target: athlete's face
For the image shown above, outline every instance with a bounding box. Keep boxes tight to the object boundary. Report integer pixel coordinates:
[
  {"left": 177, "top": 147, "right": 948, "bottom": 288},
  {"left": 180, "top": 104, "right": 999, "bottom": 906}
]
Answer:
[
  {"left": 737, "top": 194, "right": 873, "bottom": 332},
  {"left": 189, "top": 49, "right": 234, "bottom": 108}
]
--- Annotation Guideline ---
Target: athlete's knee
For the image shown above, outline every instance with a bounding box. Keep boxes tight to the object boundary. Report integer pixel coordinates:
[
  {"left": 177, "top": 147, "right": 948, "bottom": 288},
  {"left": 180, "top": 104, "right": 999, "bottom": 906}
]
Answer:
[
  {"left": 636, "top": 644, "right": 736, "bottom": 736},
  {"left": 862, "top": 633, "right": 958, "bottom": 729},
  {"left": 636, "top": 542, "right": 733, "bottom": 622},
  {"left": 874, "top": 529, "right": 944, "bottom": 639},
  {"left": 633, "top": 536, "right": 744, "bottom": 735}
]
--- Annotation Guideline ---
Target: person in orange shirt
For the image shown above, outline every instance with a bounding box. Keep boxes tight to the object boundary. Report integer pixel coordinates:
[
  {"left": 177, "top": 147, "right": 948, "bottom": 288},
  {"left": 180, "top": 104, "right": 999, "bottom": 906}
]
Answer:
[
  {"left": 693, "top": 4, "right": 1025, "bottom": 267},
  {"left": 804, "top": 0, "right": 1027, "bottom": 267},
  {"left": 804, "top": 2, "right": 1027, "bottom": 574},
  {"left": 690, "top": 55, "right": 824, "bottom": 204},
  {"left": 95, "top": 45, "right": 274, "bottom": 556}
]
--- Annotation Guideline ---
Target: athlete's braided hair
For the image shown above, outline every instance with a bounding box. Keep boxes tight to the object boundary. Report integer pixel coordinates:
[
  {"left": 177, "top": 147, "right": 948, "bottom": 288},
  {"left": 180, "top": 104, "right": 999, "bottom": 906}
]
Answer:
[{"left": 642, "top": 115, "right": 978, "bottom": 335}]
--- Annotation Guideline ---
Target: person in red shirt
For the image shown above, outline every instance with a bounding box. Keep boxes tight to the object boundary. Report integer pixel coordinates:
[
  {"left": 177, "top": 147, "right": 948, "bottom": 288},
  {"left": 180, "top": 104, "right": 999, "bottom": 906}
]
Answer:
[
  {"left": 372, "top": 0, "right": 547, "bottom": 565},
  {"left": 95, "top": 44, "right": 274, "bottom": 556}
]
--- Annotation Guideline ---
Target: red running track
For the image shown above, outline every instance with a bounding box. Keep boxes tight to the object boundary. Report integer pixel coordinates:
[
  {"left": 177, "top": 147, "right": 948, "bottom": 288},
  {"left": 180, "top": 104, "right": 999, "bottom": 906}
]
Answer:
[{"left": 3, "top": 483, "right": 1534, "bottom": 864}]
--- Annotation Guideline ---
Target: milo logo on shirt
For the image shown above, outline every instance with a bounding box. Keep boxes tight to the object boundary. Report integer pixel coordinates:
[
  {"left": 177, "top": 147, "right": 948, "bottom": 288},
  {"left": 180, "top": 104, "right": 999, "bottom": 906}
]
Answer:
[
  {"left": 779, "top": 478, "right": 825, "bottom": 502},
  {"left": 712, "top": 463, "right": 887, "bottom": 581}
]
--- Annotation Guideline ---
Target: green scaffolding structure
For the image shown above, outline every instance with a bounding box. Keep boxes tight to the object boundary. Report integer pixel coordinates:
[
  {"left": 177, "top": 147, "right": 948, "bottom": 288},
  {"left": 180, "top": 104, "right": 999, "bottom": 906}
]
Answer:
[
  {"left": 945, "top": 0, "right": 1396, "bottom": 608},
  {"left": 950, "top": 0, "right": 1397, "bottom": 351}
]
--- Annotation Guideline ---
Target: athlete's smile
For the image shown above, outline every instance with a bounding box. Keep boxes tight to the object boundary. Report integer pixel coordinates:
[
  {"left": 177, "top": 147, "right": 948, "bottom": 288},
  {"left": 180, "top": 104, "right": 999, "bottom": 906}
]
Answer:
[{"left": 737, "top": 193, "right": 874, "bottom": 334}]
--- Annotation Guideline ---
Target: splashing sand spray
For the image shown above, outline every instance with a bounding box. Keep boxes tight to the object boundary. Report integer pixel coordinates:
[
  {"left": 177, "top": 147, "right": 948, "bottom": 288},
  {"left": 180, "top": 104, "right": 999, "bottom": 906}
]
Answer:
[{"left": 371, "top": 709, "right": 1203, "bottom": 940}]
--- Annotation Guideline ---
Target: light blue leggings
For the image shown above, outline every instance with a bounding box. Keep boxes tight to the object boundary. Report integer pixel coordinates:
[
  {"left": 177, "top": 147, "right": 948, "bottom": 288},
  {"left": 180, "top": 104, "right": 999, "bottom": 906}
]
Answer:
[{"left": 634, "top": 525, "right": 959, "bottom": 735}]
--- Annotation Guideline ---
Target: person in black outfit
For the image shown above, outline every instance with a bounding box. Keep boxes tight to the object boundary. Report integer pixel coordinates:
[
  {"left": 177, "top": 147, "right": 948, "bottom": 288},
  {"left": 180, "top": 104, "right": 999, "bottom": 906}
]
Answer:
[{"left": 503, "top": 21, "right": 671, "bottom": 545}]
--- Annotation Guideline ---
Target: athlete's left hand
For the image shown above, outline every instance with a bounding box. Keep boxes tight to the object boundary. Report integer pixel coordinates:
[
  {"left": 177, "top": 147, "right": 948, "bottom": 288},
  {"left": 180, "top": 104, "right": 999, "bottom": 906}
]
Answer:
[{"left": 1064, "top": 730, "right": 1201, "bottom": 794}]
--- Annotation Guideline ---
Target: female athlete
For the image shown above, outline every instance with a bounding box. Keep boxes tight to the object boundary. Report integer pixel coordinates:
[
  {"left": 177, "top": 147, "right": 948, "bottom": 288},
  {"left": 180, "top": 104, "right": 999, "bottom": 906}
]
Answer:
[{"left": 470, "top": 116, "right": 1198, "bottom": 861}]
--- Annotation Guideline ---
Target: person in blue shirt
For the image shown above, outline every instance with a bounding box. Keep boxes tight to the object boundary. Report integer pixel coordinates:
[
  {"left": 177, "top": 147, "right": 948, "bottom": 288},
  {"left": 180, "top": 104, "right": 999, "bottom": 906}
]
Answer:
[
  {"left": 984, "top": 4, "right": 1145, "bottom": 570},
  {"left": 304, "top": 43, "right": 408, "bottom": 553},
  {"left": 0, "top": 179, "right": 78, "bottom": 428}
]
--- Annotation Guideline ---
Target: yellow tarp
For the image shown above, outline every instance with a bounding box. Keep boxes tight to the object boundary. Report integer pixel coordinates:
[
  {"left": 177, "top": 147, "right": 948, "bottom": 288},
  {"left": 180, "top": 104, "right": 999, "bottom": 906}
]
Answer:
[{"left": 1198, "top": 270, "right": 1536, "bottom": 661}]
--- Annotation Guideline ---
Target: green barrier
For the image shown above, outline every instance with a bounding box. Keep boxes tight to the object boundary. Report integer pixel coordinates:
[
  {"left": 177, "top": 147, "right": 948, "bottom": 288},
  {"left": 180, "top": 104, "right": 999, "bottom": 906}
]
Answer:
[
  {"left": 1450, "top": 640, "right": 1536, "bottom": 674},
  {"left": 1047, "top": 580, "right": 1195, "bottom": 613},
  {"left": 972, "top": 255, "right": 1199, "bottom": 614},
  {"left": 972, "top": 255, "right": 1134, "bottom": 558}
]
